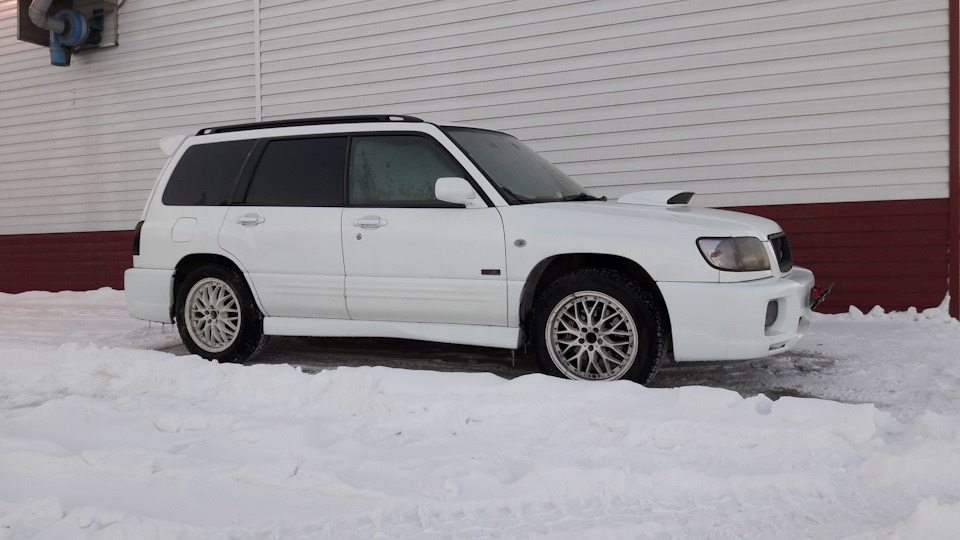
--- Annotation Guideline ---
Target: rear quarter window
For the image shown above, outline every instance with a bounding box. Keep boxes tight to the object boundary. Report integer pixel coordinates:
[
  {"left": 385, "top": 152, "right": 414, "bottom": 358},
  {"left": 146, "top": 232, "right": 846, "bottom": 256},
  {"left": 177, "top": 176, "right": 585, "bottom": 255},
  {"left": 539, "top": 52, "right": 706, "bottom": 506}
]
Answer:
[{"left": 162, "top": 140, "right": 256, "bottom": 206}]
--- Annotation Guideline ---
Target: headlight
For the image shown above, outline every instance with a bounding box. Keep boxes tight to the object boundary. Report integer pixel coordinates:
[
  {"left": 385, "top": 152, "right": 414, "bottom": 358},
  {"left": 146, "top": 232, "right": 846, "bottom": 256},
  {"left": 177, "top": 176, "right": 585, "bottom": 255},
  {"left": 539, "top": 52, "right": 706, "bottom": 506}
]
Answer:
[{"left": 697, "top": 237, "right": 771, "bottom": 271}]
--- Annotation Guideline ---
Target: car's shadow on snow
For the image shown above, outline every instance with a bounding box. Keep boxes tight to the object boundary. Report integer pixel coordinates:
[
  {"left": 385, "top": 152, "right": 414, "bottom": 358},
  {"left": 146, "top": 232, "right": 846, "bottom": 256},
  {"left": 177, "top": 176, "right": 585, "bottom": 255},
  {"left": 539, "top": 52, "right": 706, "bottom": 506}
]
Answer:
[
  {"left": 648, "top": 353, "right": 832, "bottom": 400},
  {"left": 159, "top": 337, "right": 829, "bottom": 400},
  {"left": 159, "top": 336, "right": 538, "bottom": 379}
]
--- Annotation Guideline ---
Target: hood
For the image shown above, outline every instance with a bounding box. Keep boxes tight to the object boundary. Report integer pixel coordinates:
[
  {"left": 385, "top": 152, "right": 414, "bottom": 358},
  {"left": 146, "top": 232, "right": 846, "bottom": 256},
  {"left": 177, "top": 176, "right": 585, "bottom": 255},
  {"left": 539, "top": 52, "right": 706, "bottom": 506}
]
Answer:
[
  {"left": 555, "top": 200, "right": 784, "bottom": 239},
  {"left": 613, "top": 189, "right": 781, "bottom": 238}
]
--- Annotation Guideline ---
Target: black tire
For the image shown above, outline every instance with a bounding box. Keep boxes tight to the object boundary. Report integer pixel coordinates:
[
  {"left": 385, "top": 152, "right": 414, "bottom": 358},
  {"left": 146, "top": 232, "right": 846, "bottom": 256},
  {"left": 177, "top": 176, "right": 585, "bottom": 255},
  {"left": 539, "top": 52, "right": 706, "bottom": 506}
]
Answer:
[
  {"left": 175, "top": 264, "right": 267, "bottom": 363},
  {"left": 530, "top": 269, "right": 667, "bottom": 385}
]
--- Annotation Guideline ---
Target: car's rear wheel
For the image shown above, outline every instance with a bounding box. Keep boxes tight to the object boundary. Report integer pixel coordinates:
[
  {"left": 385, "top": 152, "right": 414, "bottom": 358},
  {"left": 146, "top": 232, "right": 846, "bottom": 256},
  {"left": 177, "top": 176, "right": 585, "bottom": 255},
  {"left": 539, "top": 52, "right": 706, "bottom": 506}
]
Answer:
[
  {"left": 531, "top": 269, "right": 666, "bottom": 384},
  {"left": 175, "top": 265, "right": 267, "bottom": 363}
]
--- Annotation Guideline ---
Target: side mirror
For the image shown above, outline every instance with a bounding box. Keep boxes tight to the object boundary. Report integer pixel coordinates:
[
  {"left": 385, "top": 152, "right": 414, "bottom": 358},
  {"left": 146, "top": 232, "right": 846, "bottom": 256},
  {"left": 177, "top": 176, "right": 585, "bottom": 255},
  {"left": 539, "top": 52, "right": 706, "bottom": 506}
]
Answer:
[{"left": 435, "top": 177, "right": 485, "bottom": 208}]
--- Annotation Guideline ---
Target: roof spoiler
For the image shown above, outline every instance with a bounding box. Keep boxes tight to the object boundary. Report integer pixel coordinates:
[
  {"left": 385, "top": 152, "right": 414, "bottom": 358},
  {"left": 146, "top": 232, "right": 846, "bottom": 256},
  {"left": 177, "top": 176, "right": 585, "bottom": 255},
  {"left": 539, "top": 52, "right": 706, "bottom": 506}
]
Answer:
[{"left": 159, "top": 135, "right": 188, "bottom": 157}]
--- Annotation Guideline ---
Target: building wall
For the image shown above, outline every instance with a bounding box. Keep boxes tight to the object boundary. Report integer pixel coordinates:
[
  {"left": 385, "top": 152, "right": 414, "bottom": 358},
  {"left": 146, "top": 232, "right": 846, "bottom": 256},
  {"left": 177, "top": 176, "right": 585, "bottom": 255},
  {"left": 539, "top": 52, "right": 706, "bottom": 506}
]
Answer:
[
  {"left": 0, "top": 0, "right": 954, "bottom": 313},
  {"left": 0, "top": 0, "right": 258, "bottom": 236},
  {"left": 0, "top": 230, "right": 131, "bottom": 292},
  {"left": 734, "top": 199, "right": 951, "bottom": 313},
  {"left": 257, "top": 0, "right": 951, "bottom": 209}
]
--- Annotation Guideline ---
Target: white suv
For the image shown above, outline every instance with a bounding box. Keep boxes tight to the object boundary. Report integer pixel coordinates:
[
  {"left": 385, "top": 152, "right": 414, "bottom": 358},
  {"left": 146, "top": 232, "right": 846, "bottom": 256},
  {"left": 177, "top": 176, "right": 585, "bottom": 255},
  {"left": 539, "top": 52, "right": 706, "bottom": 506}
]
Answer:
[{"left": 125, "top": 115, "right": 821, "bottom": 384}]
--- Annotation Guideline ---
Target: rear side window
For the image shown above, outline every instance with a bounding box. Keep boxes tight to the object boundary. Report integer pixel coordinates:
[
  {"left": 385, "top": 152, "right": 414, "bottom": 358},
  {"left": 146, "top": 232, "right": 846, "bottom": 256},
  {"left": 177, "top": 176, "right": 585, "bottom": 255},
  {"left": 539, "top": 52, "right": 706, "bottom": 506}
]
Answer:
[
  {"left": 162, "top": 140, "right": 255, "bottom": 206},
  {"left": 244, "top": 137, "right": 347, "bottom": 206}
]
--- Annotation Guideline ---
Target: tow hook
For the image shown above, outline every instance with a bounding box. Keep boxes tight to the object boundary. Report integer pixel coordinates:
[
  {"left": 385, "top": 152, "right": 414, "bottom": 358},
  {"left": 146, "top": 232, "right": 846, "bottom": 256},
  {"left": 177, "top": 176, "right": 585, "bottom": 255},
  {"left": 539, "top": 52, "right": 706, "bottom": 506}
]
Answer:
[{"left": 810, "top": 282, "right": 834, "bottom": 311}]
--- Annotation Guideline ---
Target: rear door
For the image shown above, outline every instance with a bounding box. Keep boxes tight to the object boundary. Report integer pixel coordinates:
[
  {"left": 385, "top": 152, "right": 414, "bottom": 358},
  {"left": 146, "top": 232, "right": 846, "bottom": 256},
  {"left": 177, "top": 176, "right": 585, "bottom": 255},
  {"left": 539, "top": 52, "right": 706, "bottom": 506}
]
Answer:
[{"left": 219, "top": 136, "right": 349, "bottom": 319}]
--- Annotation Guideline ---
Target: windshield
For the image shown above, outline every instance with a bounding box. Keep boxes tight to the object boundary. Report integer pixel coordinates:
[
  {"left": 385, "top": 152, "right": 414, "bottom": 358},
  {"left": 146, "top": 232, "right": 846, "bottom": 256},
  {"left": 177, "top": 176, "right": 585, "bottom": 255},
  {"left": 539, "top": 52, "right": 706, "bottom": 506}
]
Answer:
[{"left": 444, "top": 128, "right": 600, "bottom": 204}]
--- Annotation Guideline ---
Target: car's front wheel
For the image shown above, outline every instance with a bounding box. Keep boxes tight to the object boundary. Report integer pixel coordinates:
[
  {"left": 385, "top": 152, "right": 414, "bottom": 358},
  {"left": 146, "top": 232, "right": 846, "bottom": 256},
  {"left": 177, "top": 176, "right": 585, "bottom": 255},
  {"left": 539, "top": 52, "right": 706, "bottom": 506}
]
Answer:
[
  {"left": 531, "top": 269, "right": 667, "bottom": 384},
  {"left": 175, "top": 264, "right": 267, "bottom": 363}
]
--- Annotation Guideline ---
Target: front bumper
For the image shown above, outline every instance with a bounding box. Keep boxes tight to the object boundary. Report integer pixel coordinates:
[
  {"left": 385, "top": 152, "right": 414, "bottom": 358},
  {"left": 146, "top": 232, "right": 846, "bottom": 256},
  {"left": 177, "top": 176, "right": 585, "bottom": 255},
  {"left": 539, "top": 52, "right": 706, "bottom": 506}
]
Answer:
[{"left": 659, "top": 267, "right": 815, "bottom": 362}]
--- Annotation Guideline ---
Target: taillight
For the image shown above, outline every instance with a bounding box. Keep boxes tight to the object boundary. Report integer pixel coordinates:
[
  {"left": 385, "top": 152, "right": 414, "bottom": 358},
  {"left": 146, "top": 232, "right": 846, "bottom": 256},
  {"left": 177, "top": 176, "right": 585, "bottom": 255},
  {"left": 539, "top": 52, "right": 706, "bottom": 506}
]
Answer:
[{"left": 133, "top": 221, "right": 144, "bottom": 256}]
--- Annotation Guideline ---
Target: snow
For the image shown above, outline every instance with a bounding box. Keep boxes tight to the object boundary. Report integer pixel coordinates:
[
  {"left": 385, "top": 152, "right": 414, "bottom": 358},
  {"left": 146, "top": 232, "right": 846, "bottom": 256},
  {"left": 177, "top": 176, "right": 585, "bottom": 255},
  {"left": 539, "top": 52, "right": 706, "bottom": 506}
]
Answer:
[{"left": 1, "top": 290, "right": 959, "bottom": 539}]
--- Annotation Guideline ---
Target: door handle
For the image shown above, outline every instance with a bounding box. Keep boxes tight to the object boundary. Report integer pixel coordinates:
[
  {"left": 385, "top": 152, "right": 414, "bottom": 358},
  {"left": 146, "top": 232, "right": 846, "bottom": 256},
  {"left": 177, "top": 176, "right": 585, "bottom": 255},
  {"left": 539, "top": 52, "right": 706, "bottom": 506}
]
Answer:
[
  {"left": 353, "top": 216, "right": 388, "bottom": 229},
  {"left": 237, "top": 214, "right": 265, "bottom": 226}
]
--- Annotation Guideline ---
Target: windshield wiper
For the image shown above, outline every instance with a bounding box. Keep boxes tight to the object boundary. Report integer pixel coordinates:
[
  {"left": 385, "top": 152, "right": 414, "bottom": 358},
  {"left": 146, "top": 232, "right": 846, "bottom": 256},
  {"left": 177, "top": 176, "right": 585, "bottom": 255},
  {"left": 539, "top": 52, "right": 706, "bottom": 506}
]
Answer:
[
  {"left": 499, "top": 187, "right": 528, "bottom": 204},
  {"left": 561, "top": 192, "right": 607, "bottom": 202}
]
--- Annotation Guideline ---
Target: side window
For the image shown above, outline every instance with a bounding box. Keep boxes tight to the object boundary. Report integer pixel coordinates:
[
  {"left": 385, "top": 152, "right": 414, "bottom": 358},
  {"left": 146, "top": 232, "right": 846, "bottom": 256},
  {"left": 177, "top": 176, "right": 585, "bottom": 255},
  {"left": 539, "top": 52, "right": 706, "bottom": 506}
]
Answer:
[
  {"left": 244, "top": 137, "right": 347, "bottom": 207},
  {"left": 348, "top": 135, "right": 466, "bottom": 206},
  {"left": 162, "top": 140, "right": 255, "bottom": 206}
]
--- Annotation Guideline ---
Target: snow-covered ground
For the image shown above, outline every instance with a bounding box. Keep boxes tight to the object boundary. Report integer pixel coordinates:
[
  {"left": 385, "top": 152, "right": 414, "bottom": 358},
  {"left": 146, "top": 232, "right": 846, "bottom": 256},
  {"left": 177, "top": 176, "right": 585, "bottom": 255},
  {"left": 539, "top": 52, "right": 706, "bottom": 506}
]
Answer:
[{"left": 1, "top": 289, "right": 959, "bottom": 539}]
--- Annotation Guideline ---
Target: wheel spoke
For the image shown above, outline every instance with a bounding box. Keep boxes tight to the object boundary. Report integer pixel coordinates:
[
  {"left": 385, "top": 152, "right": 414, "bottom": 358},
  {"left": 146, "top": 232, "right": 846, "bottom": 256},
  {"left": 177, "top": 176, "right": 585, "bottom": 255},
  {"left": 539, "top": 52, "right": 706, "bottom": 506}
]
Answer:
[
  {"left": 597, "top": 311, "right": 620, "bottom": 328},
  {"left": 209, "top": 324, "right": 222, "bottom": 347},
  {"left": 597, "top": 346, "right": 625, "bottom": 365},
  {"left": 585, "top": 350, "right": 598, "bottom": 374},
  {"left": 221, "top": 318, "right": 239, "bottom": 334},
  {"left": 603, "top": 344, "right": 629, "bottom": 361},
  {"left": 576, "top": 349, "right": 589, "bottom": 374},
  {"left": 559, "top": 316, "right": 580, "bottom": 335},
  {"left": 584, "top": 299, "right": 600, "bottom": 327},
  {"left": 603, "top": 328, "right": 633, "bottom": 337},
  {"left": 597, "top": 351, "right": 614, "bottom": 375},
  {"left": 572, "top": 302, "right": 585, "bottom": 328}
]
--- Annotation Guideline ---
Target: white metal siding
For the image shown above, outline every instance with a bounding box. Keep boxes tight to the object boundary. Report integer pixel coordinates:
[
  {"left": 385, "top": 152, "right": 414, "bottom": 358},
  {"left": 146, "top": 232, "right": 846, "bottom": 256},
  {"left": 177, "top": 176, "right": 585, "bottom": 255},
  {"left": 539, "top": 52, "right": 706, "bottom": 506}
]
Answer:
[
  {"left": 259, "top": 0, "right": 950, "bottom": 207},
  {"left": 0, "top": 0, "right": 257, "bottom": 235},
  {"left": 0, "top": 0, "right": 951, "bottom": 237}
]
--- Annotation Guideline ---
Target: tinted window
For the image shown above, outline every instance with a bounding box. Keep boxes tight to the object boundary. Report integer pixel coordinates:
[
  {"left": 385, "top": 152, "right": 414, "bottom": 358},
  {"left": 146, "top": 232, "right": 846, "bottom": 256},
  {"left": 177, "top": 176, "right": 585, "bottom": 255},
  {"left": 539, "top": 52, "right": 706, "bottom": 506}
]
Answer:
[
  {"left": 348, "top": 135, "right": 465, "bottom": 206},
  {"left": 162, "top": 140, "right": 255, "bottom": 206},
  {"left": 245, "top": 137, "right": 347, "bottom": 206}
]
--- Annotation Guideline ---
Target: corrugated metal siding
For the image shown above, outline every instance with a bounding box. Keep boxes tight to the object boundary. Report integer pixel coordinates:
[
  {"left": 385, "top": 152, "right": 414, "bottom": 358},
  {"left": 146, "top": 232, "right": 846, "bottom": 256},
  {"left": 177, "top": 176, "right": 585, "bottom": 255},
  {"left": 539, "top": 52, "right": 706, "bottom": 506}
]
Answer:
[
  {"left": 0, "top": 0, "right": 257, "bottom": 236},
  {"left": 733, "top": 199, "right": 950, "bottom": 312},
  {"left": 2, "top": 0, "right": 951, "bottom": 233},
  {"left": 259, "top": 0, "right": 950, "bottom": 207}
]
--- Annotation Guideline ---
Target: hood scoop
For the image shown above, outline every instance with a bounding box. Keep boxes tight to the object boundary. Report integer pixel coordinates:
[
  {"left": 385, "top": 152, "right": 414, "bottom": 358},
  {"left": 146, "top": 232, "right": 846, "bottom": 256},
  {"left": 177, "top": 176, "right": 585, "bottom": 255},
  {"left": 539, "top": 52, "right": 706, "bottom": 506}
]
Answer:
[{"left": 618, "top": 190, "right": 695, "bottom": 206}]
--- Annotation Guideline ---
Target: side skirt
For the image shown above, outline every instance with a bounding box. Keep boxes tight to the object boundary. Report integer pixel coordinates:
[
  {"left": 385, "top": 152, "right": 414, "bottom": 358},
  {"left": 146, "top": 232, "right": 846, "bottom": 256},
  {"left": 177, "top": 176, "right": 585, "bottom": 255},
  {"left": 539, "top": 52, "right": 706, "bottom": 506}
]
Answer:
[{"left": 263, "top": 317, "right": 521, "bottom": 350}]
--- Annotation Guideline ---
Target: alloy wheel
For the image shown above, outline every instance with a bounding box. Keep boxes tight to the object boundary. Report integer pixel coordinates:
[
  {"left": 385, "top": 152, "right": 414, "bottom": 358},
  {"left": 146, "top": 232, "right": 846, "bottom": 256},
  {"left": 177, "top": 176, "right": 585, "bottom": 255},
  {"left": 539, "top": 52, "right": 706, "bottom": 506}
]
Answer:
[{"left": 544, "top": 291, "right": 638, "bottom": 380}]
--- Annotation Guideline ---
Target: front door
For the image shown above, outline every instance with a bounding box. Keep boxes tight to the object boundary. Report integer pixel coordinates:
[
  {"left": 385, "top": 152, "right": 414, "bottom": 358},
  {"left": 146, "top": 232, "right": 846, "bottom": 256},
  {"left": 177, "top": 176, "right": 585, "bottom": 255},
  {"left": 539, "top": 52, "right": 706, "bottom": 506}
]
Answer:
[{"left": 341, "top": 134, "right": 507, "bottom": 326}]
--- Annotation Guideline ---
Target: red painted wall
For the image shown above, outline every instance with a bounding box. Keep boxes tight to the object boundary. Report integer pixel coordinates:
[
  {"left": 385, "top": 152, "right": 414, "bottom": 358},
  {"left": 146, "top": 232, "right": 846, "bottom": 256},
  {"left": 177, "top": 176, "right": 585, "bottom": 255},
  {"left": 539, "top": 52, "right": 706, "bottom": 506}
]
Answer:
[
  {"left": 0, "top": 230, "right": 133, "bottom": 294},
  {"left": 730, "top": 199, "right": 950, "bottom": 314},
  {"left": 949, "top": 0, "right": 959, "bottom": 319}
]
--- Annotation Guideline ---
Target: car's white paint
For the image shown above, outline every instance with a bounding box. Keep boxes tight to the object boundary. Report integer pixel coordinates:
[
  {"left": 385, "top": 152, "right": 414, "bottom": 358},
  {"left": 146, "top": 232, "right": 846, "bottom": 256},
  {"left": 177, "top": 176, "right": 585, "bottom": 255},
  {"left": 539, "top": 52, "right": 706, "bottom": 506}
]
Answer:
[
  {"left": 124, "top": 267, "right": 174, "bottom": 323},
  {"left": 218, "top": 206, "right": 348, "bottom": 319},
  {"left": 660, "top": 267, "right": 814, "bottom": 361},
  {"left": 134, "top": 205, "right": 230, "bottom": 272},
  {"left": 497, "top": 202, "right": 782, "bottom": 284},
  {"left": 125, "top": 119, "right": 816, "bottom": 363},
  {"left": 435, "top": 177, "right": 485, "bottom": 208},
  {"left": 340, "top": 206, "right": 507, "bottom": 326}
]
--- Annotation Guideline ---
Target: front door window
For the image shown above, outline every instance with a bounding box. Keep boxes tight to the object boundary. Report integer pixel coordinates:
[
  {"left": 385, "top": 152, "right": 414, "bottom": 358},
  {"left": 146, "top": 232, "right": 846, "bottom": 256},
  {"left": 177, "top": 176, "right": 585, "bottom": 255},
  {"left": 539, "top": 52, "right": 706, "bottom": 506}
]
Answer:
[{"left": 348, "top": 135, "right": 465, "bottom": 207}]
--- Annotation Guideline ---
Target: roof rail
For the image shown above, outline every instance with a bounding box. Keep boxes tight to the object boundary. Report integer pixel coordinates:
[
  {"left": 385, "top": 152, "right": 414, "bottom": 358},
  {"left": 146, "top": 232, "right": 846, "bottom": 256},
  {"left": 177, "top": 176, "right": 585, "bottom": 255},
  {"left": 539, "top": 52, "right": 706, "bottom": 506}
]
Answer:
[{"left": 196, "top": 115, "right": 424, "bottom": 135}]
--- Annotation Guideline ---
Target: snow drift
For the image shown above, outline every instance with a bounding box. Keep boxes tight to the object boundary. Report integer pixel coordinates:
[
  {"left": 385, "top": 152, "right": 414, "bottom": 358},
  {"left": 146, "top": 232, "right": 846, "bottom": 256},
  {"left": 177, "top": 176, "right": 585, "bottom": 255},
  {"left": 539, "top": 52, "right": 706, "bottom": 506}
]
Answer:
[{"left": 1, "top": 290, "right": 958, "bottom": 539}]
